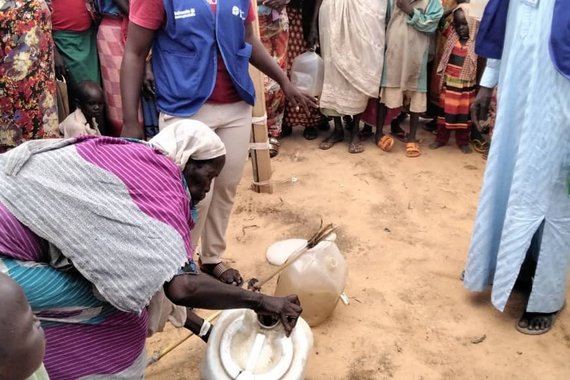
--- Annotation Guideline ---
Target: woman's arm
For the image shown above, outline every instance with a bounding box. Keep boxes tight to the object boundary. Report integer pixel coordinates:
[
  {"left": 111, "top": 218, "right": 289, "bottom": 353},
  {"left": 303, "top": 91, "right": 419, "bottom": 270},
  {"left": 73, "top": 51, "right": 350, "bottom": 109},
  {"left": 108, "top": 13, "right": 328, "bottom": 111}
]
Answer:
[
  {"left": 165, "top": 273, "right": 302, "bottom": 336},
  {"left": 120, "top": 22, "right": 155, "bottom": 139},
  {"left": 307, "top": 0, "right": 322, "bottom": 47},
  {"left": 245, "top": 23, "right": 317, "bottom": 112}
]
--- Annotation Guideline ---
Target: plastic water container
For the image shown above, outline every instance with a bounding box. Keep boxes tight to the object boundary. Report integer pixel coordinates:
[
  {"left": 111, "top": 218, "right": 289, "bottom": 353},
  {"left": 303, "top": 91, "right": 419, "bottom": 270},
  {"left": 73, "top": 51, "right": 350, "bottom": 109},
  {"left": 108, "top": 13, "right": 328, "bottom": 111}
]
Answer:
[
  {"left": 201, "top": 309, "right": 313, "bottom": 380},
  {"left": 290, "top": 51, "right": 324, "bottom": 97},
  {"left": 274, "top": 239, "right": 347, "bottom": 327}
]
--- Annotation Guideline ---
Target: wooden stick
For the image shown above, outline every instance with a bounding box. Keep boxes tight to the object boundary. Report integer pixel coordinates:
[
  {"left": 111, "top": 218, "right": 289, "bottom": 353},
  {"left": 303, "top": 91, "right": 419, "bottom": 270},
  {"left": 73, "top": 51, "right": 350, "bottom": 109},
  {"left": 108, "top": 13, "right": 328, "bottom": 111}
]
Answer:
[
  {"left": 248, "top": 0, "right": 273, "bottom": 194},
  {"left": 148, "top": 224, "right": 335, "bottom": 366}
]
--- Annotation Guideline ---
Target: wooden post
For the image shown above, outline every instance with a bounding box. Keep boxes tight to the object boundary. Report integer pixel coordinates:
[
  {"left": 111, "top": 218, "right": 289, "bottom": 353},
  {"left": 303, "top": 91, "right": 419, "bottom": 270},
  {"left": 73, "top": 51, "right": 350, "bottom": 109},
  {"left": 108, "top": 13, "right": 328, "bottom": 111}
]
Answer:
[{"left": 248, "top": 0, "right": 273, "bottom": 194}]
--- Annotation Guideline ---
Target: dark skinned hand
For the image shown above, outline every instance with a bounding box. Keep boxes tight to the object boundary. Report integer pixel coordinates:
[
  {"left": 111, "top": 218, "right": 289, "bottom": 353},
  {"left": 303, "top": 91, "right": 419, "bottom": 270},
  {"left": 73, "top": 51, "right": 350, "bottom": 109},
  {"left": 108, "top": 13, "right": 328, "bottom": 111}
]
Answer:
[
  {"left": 142, "top": 61, "right": 156, "bottom": 100},
  {"left": 255, "top": 294, "right": 302, "bottom": 337},
  {"left": 470, "top": 86, "right": 494, "bottom": 130},
  {"left": 282, "top": 81, "right": 318, "bottom": 116},
  {"left": 54, "top": 49, "right": 67, "bottom": 80},
  {"left": 306, "top": 26, "right": 319, "bottom": 50},
  {"left": 396, "top": 0, "right": 414, "bottom": 16}
]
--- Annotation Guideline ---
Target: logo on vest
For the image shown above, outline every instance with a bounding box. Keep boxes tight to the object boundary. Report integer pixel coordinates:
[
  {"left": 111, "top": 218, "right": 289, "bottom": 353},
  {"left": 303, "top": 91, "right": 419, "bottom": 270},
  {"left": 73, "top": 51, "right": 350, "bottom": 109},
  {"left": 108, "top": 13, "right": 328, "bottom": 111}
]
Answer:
[
  {"left": 174, "top": 8, "right": 197, "bottom": 19},
  {"left": 231, "top": 5, "right": 246, "bottom": 20}
]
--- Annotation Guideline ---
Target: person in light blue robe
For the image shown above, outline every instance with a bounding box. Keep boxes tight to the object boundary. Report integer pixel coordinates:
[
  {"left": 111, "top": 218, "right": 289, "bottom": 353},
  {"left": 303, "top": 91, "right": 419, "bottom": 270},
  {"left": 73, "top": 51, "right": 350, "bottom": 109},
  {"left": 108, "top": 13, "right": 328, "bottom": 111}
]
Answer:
[{"left": 464, "top": 0, "right": 570, "bottom": 335}]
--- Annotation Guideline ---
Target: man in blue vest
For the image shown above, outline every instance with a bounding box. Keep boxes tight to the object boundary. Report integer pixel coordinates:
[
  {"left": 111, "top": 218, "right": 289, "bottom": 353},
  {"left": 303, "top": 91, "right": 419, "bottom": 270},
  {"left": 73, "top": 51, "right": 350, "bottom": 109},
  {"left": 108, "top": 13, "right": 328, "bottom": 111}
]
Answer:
[
  {"left": 121, "top": 0, "right": 316, "bottom": 288},
  {"left": 464, "top": 0, "right": 570, "bottom": 335}
]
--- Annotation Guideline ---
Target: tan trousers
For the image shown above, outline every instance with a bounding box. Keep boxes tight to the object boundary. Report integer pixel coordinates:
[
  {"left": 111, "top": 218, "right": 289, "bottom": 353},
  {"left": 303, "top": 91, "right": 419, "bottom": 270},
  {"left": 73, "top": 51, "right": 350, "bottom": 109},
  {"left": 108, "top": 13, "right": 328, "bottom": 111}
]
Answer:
[{"left": 159, "top": 101, "right": 252, "bottom": 264}]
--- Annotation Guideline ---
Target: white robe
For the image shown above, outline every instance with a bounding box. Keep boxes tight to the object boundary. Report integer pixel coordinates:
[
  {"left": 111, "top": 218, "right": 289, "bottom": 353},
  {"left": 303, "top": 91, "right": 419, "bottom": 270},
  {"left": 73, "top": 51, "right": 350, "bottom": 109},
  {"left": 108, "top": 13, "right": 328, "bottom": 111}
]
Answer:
[{"left": 464, "top": 0, "right": 570, "bottom": 313}]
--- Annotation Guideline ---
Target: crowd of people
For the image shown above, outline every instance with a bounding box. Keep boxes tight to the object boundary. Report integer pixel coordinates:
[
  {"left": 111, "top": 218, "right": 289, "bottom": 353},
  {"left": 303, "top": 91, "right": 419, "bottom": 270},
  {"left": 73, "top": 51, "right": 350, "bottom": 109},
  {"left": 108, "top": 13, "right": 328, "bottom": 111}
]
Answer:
[{"left": 0, "top": 0, "right": 569, "bottom": 378}]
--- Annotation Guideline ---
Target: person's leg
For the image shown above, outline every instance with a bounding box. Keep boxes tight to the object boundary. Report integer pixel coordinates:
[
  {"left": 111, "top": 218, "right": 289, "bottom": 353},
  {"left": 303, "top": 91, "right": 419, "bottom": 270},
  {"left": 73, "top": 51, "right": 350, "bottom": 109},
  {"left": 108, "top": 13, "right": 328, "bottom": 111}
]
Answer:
[
  {"left": 430, "top": 124, "right": 450, "bottom": 149},
  {"left": 348, "top": 113, "right": 364, "bottom": 153},
  {"left": 516, "top": 221, "right": 564, "bottom": 334},
  {"left": 177, "top": 102, "right": 252, "bottom": 285},
  {"left": 390, "top": 112, "right": 408, "bottom": 142},
  {"left": 455, "top": 128, "right": 472, "bottom": 153},
  {"left": 374, "top": 102, "right": 389, "bottom": 143},
  {"left": 407, "top": 112, "right": 421, "bottom": 143},
  {"left": 405, "top": 91, "right": 427, "bottom": 157},
  {"left": 319, "top": 116, "right": 344, "bottom": 150}
]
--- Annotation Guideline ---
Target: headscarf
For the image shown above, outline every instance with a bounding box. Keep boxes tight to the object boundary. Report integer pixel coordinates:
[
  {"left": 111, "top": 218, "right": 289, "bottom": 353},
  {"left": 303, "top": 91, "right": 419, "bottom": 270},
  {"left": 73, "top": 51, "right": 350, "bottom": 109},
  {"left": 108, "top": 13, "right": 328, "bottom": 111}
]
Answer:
[{"left": 149, "top": 120, "right": 226, "bottom": 170}]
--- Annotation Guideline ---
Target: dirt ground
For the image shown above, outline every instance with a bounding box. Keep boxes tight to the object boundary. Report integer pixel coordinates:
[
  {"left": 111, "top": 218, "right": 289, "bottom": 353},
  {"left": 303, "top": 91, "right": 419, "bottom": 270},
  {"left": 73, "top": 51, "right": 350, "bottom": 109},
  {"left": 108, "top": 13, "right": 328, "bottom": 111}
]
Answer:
[{"left": 145, "top": 124, "right": 570, "bottom": 380}]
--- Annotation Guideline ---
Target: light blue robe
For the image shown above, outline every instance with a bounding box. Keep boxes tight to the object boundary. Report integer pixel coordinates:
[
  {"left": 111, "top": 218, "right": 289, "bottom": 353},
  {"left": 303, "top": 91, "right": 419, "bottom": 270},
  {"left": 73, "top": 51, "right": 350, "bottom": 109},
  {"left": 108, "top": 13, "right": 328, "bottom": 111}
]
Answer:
[{"left": 464, "top": 0, "right": 570, "bottom": 313}]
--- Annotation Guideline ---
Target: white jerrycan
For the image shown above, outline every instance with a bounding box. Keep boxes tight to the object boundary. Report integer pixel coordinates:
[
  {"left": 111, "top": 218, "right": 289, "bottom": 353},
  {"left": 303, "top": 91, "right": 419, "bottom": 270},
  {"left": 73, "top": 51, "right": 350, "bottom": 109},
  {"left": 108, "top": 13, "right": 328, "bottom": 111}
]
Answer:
[
  {"left": 274, "top": 239, "right": 347, "bottom": 327},
  {"left": 290, "top": 51, "right": 325, "bottom": 97},
  {"left": 201, "top": 309, "right": 313, "bottom": 380}
]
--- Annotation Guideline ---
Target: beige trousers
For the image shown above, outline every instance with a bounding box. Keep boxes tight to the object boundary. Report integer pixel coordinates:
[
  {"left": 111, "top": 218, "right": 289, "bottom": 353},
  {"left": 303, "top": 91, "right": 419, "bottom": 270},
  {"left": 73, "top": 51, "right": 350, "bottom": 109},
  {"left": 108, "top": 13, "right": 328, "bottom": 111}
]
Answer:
[{"left": 159, "top": 101, "right": 253, "bottom": 264}]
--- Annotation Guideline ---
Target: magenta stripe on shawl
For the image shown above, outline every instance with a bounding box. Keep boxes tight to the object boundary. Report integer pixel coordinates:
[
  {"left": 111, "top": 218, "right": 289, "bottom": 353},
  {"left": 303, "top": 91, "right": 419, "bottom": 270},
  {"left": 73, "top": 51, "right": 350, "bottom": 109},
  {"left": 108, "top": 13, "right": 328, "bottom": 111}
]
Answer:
[
  {"left": 44, "top": 310, "right": 148, "bottom": 379},
  {"left": 0, "top": 202, "right": 44, "bottom": 261},
  {"left": 74, "top": 136, "right": 193, "bottom": 259}
]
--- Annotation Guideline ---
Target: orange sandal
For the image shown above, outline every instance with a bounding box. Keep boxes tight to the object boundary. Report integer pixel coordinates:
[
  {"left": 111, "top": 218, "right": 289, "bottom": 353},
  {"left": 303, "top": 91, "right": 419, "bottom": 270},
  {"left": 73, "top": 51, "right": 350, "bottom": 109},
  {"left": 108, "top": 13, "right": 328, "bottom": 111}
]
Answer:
[
  {"left": 405, "top": 142, "right": 421, "bottom": 158},
  {"left": 376, "top": 135, "right": 394, "bottom": 152}
]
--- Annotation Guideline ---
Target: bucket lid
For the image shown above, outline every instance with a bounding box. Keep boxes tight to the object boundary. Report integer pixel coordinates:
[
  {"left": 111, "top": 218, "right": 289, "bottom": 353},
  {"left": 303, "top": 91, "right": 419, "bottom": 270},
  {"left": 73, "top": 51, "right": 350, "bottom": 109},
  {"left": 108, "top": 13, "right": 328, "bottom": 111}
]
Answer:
[{"left": 219, "top": 315, "right": 294, "bottom": 379}]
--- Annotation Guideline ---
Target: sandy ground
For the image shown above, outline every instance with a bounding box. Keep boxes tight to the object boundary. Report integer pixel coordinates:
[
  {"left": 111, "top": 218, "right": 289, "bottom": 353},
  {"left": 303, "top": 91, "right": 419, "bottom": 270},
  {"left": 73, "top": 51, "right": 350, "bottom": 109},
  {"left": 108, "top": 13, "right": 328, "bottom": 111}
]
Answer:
[{"left": 145, "top": 124, "right": 570, "bottom": 380}]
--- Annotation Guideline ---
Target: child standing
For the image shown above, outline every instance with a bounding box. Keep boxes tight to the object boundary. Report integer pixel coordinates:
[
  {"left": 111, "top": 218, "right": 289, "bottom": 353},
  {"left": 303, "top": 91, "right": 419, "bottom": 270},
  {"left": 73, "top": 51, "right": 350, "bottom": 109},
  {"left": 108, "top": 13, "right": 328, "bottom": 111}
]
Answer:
[
  {"left": 429, "top": 5, "right": 478, "bottom": 153},
  {"left": 59, "top": 80, "right": 104, "bottom": 138},
  {"left": 375, "top": 0, "right": 443, "bottom": 157}
]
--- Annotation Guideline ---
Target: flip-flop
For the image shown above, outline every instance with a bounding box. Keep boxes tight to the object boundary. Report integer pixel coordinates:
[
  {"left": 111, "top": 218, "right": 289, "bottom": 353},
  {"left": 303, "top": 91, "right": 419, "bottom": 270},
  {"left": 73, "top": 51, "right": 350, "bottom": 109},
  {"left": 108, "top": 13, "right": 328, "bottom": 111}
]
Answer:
[
  {"left": 405, "top": 142, "right": 421, "bottom": 158},
  {"left": 348, "top": 141, "right": 364, "bottom": 154},
  {"left": 516, "top": 307, "right": 564, "bottom": 335},
  {"left": 376, "top": 135, "right": 394, "bottom": 152},
  {"left": 470, "top": 138, "right": 489, "bottom": 154},
  {"left": 303, "top": 126, "right": 318, "bottom": 140},
  {"left": 319, "top": 135, "right": 344, "bottom": 150}
]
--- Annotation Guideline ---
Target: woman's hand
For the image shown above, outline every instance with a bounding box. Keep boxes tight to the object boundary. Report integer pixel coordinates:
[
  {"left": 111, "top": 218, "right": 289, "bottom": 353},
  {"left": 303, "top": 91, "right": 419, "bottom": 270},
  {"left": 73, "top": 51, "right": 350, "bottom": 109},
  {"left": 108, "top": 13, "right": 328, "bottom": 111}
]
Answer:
[
  {"left": 396, "top": 0, "right": 414, "bottom": 16},
  {"left": 54, "top": 49, "right": 67, "bottom": 80},
  {"left": 306, "top": 26, "right": 319, "bottom": 50},
  {"left": 142, "top": 61, "right": 156, "bottom": 100},
  {"left": 282, "top": 81, "right": 318, "bottom": 115},
  {"left": 255, "top": 294, "right": 302, "bottom": 336},
  {"left": 470, "top": 86, "right": 494, "bottom": 130}
]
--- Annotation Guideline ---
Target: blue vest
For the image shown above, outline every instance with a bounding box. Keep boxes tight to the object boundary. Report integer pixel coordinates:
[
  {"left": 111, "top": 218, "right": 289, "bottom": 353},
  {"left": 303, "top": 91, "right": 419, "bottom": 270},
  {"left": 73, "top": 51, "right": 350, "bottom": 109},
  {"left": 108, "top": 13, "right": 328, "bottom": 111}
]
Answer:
[
  {"left": 476, "top": 0, "right": 569, "bottom": 80},
  {"left": 153, "top": 0, "right": 256, "bottom": 116}
]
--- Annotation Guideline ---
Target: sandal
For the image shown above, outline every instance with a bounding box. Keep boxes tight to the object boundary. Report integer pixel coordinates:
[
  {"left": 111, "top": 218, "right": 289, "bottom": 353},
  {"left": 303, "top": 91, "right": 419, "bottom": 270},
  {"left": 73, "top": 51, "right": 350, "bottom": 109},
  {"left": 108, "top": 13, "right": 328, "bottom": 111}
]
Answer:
[
  {"left": 376, "top": 135, "right": 394, "bottom": 152},
  {"left": 470, "top": 138, "right": 489, "bottom": 154},
  {"left": 199, "top": 260, "right": 244, "bottom": 286},
  {"left": 303, "top": 126, "right": 318, "bottom": 140},
  {"left": 268, "top": 137, "right": 280, "bottom": 158},
  {"left": 319, "top": 134, "right": 344, "bottom": 150},
  {"left": 348, "top": 141, "right": 364, "bottom": 154},
  {"left": 405, "top": 142, "right": 421, "bottom": 157}
]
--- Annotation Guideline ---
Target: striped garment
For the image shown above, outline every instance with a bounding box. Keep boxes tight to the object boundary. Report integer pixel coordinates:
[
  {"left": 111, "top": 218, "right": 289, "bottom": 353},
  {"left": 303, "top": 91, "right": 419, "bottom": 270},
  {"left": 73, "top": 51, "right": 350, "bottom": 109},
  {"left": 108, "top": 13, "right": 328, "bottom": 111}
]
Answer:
[
  {"left": 0, "top": 136, "right": 194, "bottom": 378},
  {"left": 437, "top": 41, "right": 477, "bottom": 130}
]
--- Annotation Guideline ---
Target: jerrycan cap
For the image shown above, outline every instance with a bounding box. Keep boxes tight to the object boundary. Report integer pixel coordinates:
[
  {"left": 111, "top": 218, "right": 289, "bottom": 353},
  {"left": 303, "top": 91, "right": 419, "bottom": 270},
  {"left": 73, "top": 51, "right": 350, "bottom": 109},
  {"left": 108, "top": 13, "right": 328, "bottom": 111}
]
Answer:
[{"left": 219, "top": 314, "right": 294, "bottom": 379}]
